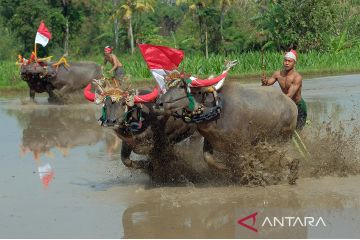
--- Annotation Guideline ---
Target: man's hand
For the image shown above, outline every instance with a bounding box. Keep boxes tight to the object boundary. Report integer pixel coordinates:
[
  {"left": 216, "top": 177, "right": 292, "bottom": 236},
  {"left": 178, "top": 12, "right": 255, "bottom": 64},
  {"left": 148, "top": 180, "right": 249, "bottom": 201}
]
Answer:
[
  {"left": 261, "top": 75, "right": 267, "bottom": 85},
  {"left": 262, "top": 72, "right": 278, "bottom": 86},
  {"left": 108, "top": 70, "right": 113, "bottom": 74}
]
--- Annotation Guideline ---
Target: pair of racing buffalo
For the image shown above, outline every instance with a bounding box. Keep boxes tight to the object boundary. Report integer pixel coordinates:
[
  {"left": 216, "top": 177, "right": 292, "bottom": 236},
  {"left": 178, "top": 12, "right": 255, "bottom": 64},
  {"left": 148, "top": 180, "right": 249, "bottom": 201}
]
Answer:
[{"left": 83, "top": 65, "right": 298, "bottom": 177}]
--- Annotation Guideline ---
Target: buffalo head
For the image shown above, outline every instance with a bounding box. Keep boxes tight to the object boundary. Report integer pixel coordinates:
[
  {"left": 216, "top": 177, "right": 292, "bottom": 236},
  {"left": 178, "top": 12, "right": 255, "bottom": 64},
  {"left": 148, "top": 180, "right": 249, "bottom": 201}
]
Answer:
[
  {"left": 84, "top": 80, "right": 155, "bottom": 133},
  {"left": 157, "top": 80, "right": 192, "bottom": 115},
  {"left": 20, "top": 62, "right": 48, "bottom": 76}
]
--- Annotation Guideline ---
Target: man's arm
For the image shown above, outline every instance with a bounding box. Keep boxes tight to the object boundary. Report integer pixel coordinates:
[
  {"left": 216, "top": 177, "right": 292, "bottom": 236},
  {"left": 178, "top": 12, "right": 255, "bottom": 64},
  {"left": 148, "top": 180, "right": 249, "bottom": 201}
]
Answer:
[
  {"left": 286, "top": 75, "right": 302, "bottom": 98},
  {"left": 109, "top": 55, "right": 122, "bottom": 72},
  {"left": 262, "top": 71, "right": 278, "bottom": 86},
  {"left": 102, "top": 58, "right": 108, "bottom": 70}
]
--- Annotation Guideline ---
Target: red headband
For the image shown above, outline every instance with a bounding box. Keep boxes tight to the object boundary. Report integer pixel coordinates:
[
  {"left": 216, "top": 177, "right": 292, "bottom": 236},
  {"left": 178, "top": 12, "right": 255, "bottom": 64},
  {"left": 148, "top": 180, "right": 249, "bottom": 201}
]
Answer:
[{"left": 104, "top": 47, "right": 112, "bottom": 53}]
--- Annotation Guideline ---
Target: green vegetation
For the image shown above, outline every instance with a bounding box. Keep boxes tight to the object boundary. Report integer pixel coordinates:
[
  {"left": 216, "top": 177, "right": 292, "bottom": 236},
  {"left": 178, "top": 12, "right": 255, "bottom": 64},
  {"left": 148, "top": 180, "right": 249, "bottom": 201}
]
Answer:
[
  {"left": 0, "top": 61, "right": 26, "bottom": 89},
  {"left": 2, "top": 46, "right": 360, "bottom": 89},
  {"left": 0, "top": 0, "right": 359, "bottom": 89}
]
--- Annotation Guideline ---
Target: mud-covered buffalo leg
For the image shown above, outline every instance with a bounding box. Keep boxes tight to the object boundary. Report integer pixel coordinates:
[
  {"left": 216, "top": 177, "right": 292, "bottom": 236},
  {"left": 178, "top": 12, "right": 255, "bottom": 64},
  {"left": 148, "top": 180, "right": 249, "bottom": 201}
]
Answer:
[
  {"left": 203, "top": 138, "right": 228, "bottom": 170},
  {"left": 29, "top": 89, "right": 36, "bottom": 102},
  {"left": 121, "top": 141, "right": 150, "bottom": 169},
  {"left": 46, "top": 84, "right": 59, "bottom": 103},
  {"left": 57, "top": 85, "right": 71, "bottom": 98}
]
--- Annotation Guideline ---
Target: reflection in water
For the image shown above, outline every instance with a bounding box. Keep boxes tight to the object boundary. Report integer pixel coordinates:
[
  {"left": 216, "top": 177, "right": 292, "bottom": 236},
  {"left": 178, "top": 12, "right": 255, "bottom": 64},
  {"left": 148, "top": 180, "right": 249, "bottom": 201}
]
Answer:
[
  {"left": 122, "top": 201, "right": 237, "bottom": 238},
  {"left": 38, "top": 163, "right": 54, "bottom": 188},
  {"left": 119, "top": 177, "right": 360, "bottom": 238},
  {"left": 5, "top": 105, "right": 120, "bottom": 161},
  {"left": 4, "top": 105, "right": 121, "bottom": 187}
]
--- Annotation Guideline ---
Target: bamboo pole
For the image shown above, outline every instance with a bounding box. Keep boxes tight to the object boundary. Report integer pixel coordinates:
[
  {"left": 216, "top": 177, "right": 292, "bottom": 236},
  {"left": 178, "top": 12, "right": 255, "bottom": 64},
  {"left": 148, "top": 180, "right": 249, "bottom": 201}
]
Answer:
[
  {"left": 205, "top": 30, "right": 208, "bottom": 59},
  {"left": 34, "top": 42, "right": 37, "bottom": 59},
  {"left": 292, "top": 130, "right": 311, "bottom": 160},
  {"left": 261, "top": 48, "right": 265, "bottom": 86}
]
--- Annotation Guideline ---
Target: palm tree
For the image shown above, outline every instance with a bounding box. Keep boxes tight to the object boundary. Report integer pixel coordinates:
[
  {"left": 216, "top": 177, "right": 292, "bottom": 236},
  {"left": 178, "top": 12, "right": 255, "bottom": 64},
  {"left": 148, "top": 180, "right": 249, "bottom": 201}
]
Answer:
[
  {"left": 176, "top": 0, "right": 210, "bottom": 57},
  {"left": 177, "top": 0, "right": 235, "bottom": 55},
  {"left": 217, "top": 0, "right": 235, "bottom": 44},
  {"left": 113, "top": 0, "right": 120, "bottom": 50},
  {"left": 113, "top": 0, "right": 155, "bottom": 54},
  {"left": 60, "top": 0, "right": 70, "bottom": 56}
]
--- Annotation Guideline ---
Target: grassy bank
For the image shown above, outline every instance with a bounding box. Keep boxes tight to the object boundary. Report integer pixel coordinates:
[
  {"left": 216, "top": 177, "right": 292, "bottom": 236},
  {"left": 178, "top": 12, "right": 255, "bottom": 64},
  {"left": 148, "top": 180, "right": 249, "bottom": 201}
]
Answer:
[
  {"left": 1, "top": 47, "right": 360, "bottom": 90},
  {"left": 0, "top": 61, "right": 27, "bottom": 90}
]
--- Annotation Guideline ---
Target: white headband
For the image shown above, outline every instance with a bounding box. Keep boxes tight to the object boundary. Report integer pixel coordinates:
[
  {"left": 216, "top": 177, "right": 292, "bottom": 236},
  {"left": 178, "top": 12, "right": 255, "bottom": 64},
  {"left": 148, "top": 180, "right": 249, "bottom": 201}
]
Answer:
[{"left": 284, "top": 51, "right": 297, "bottom": 62}]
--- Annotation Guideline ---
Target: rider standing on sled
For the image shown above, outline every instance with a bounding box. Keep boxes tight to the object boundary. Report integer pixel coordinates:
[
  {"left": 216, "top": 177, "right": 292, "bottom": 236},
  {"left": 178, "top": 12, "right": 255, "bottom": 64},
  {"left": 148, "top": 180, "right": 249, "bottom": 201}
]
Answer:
[
  {"left": 261, "top": 49, "right": 307, "bottom": 130},
  {"left": 102, "top": 46, "right": 125, "bottom": 85}
]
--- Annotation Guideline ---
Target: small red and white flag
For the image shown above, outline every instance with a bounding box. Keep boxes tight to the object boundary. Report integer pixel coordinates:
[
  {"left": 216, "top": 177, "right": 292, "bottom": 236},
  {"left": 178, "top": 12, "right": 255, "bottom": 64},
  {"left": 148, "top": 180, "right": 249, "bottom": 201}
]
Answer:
[
  {"left": 35, "top": 21, "right": 52, "bottom": 47},
  {"left": 38, "top": 163, "right": 54, "bottom": 188},
  {"left": 138, "top": 44, "right": 184, "bottom": 92}
]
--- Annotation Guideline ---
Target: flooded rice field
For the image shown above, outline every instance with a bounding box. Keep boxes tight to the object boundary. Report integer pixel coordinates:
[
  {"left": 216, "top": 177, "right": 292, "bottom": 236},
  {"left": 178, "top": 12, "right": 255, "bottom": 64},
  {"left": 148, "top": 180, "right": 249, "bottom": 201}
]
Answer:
[{"left": 0, "top": 74, "right": 360, "bottom": 238}]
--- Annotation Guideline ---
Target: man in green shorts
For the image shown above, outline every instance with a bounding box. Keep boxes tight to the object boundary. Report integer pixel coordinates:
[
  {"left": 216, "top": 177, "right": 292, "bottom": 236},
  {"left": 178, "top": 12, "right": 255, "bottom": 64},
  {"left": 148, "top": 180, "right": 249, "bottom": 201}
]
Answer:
[{"left": 261, "top": 49, "right": 307, "bottom": 130}]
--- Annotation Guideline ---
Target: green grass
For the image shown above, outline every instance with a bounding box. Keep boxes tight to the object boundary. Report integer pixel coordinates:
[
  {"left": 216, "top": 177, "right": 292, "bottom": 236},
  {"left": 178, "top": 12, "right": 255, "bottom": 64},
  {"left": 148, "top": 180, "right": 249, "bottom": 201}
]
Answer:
[
  {"left": 0, "top": 61, "right": 27, "bottom": 90},
  {"left": 1, "top": 47, "right": 360, "bottom": 90},
  {"left": 77, "top": 47, "right": 360, "bottom": 80}
]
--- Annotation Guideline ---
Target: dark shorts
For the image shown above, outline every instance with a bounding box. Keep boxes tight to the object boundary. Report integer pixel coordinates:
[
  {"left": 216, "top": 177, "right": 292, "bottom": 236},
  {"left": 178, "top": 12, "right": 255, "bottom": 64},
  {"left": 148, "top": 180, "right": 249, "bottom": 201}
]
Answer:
[
  {"left": 296, "top": 98, "right": 307, "bottom": 130},
  {"left": 114, "top": 67, "right": 125, "bottom": 84}
]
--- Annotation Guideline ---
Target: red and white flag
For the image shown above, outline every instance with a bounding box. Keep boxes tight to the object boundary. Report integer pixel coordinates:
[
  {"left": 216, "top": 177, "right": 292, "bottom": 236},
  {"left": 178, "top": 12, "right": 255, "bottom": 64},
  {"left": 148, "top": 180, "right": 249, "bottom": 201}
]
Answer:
[
  {"left": 35, "top": 21, "right": 52, "bottom": 47},
  {"left": 138, "top": 44, "right": 184, "bottom": 92},
  {"left": 38, "top": 163, "right": 54, "bottom": 188}
]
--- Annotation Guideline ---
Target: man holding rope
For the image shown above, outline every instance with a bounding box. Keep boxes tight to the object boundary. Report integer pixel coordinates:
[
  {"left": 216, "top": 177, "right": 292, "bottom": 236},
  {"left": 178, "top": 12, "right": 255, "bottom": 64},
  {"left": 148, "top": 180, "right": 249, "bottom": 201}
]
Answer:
[{"left": 261, "top": 50, "right": 307, "bottom": 130}]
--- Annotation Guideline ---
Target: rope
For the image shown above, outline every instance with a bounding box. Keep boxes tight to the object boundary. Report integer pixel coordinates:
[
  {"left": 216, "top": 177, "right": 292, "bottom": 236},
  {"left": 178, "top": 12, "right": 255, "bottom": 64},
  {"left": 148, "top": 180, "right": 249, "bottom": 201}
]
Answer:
[
  {"left": 37, "top": 56, "right": 53, "bottom": 62},
  {"left": 52, "top": 57, "right": 70, "bottom": 70},
  {"left": 292, "top": 136, "right": 306, "bottom": 159},
  {"left": 292, "top": 130, "right": 311, "bottom": 160}
]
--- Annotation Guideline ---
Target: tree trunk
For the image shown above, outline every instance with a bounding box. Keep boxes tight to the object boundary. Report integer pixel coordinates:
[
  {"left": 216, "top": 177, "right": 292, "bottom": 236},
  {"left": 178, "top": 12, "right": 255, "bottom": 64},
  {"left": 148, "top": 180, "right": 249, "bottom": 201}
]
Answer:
[
  {"left": 129, "top": 17, "right": 134, "bottom": 55},
  {"left": 205, "top": 29, "right": 208, "bottom": 59},
  {"left": 64, "top": 19, "right": 69, "bottom": 56},
  {"left": 114, "top": 17, "right": 119, "bottom": 50},
  {"left": 220, "top": 5, "right": 225, "bottom": 43},
  {"left": 113, "top": 0, "right": 119, "bottom": 50},
  {"left": 62, "top": 0, "right": 70, "bottom": 56}
]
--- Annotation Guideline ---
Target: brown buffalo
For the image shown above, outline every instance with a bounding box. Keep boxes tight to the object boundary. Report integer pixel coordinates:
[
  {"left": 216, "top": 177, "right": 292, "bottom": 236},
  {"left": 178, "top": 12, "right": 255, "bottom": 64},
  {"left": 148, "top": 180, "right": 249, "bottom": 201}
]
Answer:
[
  {"left": 157, "top": 81, "right": 298, "bottom": 170},
  {"left": 84, "top": 82, "right": 196, "bottom": 170},
  {"left": 20, "top": 61, "right": 102, "bottom": 102}
]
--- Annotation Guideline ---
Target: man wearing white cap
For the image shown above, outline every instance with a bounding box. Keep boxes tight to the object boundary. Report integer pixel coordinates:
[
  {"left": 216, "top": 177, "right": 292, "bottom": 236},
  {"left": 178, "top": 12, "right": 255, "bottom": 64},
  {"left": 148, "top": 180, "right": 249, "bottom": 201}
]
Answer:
[{"left": 261, "top": 49, "right": 307, "bottom": 130}]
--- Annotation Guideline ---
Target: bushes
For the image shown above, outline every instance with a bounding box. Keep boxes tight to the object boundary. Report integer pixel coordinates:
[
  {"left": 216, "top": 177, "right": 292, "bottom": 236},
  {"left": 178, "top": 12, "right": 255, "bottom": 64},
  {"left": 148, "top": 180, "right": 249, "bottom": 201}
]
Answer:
[
  {"left": 0, "top": 0, "right": 359, "bottom": 57},
  {"left": 255, "top": 0, "right": 360, "bottom": 52}
]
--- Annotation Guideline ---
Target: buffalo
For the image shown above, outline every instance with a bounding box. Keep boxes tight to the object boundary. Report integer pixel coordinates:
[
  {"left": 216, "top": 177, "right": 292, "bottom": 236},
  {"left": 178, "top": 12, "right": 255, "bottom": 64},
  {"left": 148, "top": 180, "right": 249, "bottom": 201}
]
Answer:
[
  {"left": 20, "top": 61, "right": 102, "bottom": 102},
  {"left": 84, "top": 81, "right": 196, "bottom": 171},
  {"left": 156, "top": 80, "right": 298, "bottom": 171}
]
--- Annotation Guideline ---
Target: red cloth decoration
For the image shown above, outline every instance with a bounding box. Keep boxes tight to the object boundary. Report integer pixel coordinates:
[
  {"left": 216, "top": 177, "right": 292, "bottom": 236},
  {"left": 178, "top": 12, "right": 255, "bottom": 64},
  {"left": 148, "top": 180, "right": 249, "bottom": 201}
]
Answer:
[
  {"left": 134, "top": 86, "right": 159, "bottom": 103},
  {"left": 83, "top": 84, "right": 95, "bottom": 102}
]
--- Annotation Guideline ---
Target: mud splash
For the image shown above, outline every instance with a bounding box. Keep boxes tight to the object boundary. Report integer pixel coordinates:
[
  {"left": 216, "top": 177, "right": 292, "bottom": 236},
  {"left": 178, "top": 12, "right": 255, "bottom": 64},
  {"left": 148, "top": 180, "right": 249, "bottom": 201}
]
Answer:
[
  {"left": 144, "top": 118, "right": 360, "bottom": 186},
  {"left": 300, "top": 121, "right": 360, "bottom": 177},
  {"left": 144, "top": 136, "right": 295, "bottom": 186}
]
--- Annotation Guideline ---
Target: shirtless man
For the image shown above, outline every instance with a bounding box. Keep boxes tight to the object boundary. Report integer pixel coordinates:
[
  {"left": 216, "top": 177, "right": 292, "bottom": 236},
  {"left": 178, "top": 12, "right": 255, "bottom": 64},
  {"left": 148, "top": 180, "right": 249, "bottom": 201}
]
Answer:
[
  {"left": 261, "top": 50, "right": 307, "bottom": 130},
  {"left": 102, "top": 46, "right": 125, "bottom": 85}
]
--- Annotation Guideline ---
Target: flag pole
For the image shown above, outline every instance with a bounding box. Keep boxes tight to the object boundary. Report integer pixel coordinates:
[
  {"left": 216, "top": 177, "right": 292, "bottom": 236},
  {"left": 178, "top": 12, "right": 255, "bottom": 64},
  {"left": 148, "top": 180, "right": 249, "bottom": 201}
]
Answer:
[
  {"left": 34, "top": 42, "right": 37, "bottom": 60},
  {"left": 261, "top": 46, "right": 265, "bottom": 86}
]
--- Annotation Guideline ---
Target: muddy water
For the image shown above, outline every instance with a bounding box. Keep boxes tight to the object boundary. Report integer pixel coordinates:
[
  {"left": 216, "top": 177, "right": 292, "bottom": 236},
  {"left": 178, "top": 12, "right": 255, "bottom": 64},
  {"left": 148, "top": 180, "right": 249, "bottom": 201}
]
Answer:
[{"left": 0, "top": 74, "right": 360, "bottom": 238}]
